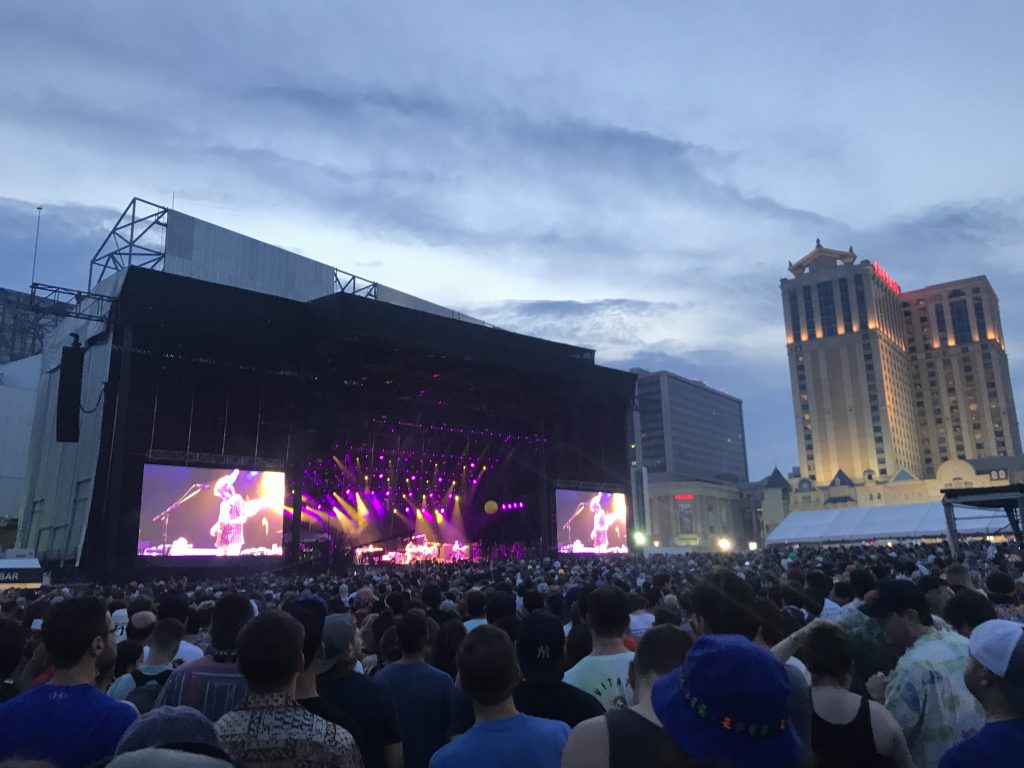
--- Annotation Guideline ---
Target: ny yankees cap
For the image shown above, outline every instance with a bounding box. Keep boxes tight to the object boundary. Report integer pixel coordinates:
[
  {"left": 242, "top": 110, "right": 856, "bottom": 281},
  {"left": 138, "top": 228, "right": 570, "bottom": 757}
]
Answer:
[{"left": 516, "top": 610, "right": 565, "bottom": 685}]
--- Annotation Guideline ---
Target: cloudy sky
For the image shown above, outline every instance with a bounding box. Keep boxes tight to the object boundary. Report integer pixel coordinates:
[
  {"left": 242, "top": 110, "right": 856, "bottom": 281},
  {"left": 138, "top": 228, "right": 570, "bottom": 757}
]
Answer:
[{"left": 2, "top": 2, "right": 1023, "bottom": 479}]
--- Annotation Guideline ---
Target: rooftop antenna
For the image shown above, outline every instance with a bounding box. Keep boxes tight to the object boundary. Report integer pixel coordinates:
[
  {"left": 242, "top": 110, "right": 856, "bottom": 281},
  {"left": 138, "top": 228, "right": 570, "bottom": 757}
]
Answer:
[
  {"left": 171, "top": 190, "right": 175, "bottom": 210},
  {"left": 30, "top": 205, "right": 43, "bottom": 286}
]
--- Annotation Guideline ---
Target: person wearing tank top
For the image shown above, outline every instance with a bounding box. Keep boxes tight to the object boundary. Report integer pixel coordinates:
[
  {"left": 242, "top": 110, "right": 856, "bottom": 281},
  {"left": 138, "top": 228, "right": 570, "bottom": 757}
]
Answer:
[{"left": 773, "top": 620, "right": 914, "bottom": 768}]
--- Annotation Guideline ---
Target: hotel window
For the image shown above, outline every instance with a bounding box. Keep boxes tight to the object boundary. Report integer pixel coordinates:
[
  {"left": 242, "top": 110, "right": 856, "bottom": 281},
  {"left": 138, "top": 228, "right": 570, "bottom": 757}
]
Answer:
[
  {"left": 950, "top": 299, "right": 971, "bottom": 345},
  {"left": 788, "top": 291, "right": 801, "bottom": 340},
  {"left": 803, "top": 286, "right": 816, "bottom": 334},
  {"left": 839, "top": 278, "right": 853, "bottom": 333},
  {"left": 935, "top": 304, "right": 947, "bottom": 337},
  {"left": 818, "top": 282, "right": 837, "bottom": 336},
  {"left": 854, "top": 274, "right": 868, "bottom": 327},
  {"left": 973, "top": 299, "right": 987, "bottom": 338}
]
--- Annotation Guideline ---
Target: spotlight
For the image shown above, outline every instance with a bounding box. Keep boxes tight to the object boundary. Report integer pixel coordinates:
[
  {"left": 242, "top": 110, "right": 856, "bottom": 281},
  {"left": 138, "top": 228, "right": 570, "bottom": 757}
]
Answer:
[
  {"left": 748, "top": 541, "right": 758, "bottom": 552},
  {"left": 632, "top": 531, "right": 647, "bottom": 547},
  {"left": 717, "top": 538, "right": 733, "bottom": 552}
]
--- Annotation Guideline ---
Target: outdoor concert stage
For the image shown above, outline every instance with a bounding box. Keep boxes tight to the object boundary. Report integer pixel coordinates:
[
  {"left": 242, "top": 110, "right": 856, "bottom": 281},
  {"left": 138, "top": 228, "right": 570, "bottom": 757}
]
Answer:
[{"left": 76, "top": 267, "right": 635, "bottom": 580}]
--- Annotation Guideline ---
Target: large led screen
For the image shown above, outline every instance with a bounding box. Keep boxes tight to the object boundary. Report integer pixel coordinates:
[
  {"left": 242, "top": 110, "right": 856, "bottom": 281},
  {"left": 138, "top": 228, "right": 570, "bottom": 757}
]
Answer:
[
  {"left": 555, "top": 489, "right": 628, "bottom": 554},
  {"left": 138, "top": 465, "right": 285, "bottom": 557}
]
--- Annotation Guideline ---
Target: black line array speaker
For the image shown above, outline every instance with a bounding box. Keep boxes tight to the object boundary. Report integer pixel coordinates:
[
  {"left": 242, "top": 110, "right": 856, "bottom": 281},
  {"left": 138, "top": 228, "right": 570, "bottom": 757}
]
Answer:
[{"left": 56, "top": 342, "right": 85, "bottom": 442}]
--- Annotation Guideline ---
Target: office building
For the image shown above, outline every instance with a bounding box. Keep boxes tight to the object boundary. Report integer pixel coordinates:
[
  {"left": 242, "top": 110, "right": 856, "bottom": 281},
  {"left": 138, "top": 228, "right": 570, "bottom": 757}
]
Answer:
[
  {"left": 781, "top": 242, "right": 1021, "bottom": 494},
  {"left": 633, "top": 369, "right": 748, "bottom": 483}
]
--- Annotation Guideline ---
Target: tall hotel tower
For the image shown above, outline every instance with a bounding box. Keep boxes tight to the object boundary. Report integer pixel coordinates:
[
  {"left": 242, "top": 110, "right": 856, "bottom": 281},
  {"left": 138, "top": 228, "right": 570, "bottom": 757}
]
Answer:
[{"left": 781, "top": 242, "right": 1020, "bottom": 485}]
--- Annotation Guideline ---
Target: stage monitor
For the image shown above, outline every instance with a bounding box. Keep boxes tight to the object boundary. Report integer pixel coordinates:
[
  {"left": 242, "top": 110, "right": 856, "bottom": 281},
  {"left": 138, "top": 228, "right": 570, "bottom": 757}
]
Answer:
[
  {"left": 138, "top": 464, "right": 285, "bottom": 557},
  {"left": 555, "top": 489, "right": 628, "bottom": 554}
]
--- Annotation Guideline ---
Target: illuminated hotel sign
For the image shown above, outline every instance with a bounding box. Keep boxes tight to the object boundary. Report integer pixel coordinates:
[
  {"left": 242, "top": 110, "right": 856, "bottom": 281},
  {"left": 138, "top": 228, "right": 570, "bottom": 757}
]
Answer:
[
  {"left": 872, "top": 261, "right": 901, "bottom": 295},
  {"left": 673, "top": 493, "right": 695, "bottom": 501}
]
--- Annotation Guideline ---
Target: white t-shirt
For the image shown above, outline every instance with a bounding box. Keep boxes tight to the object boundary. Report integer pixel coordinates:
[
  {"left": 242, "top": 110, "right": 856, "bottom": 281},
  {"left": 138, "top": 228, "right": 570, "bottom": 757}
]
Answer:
[
  {"left": 628, "top": 612, "right": 655, "bottom": 639},
  {"left": 562, "top": 651, "right": 634, "bottom": 710},
  {"left": 143, "top": 639, "right": 204, "bottom": 665},
  {"left": 464, "top": 618, "right": 487, "bottom": 632}
]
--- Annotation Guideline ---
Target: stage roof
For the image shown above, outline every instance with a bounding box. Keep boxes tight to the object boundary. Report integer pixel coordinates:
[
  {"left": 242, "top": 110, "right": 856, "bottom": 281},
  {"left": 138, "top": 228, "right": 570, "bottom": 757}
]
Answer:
[{"left": 766, "top": 501, "right": 1011, "bottom": 545}]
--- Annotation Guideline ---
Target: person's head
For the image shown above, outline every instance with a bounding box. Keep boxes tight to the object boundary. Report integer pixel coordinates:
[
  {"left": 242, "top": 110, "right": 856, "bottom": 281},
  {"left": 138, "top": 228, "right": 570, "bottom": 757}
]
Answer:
[
  {"left": 156, "top": 595, "right": 190, "bottom": 624},
  {"left": 830, "top": 581, "right": 855, "bottom": 606},
  {"left": 431, "top": 619, "right": 467, "bottom": 679},
  {"left": 42, "top": 597, "right": 116, "bottom": 673},
  {"left": 485, "top": 592, "right": 516, "bottom": 624},
  {"left": 689, "top": 570, "right": 759, "bottom": 639},
  {"left": 586, "top": 585, "right": 629, "bottom": 640},
  {"left": 847, "top": 568, "right": 877, "bottom": 600},
  {"left": 209, "top": 594, "right": 254, "bottom": 653},
  {"left": 284, "top": 602, "right": 327, "bottom": 671},
  {"left": 148, "top": 619, "right": 185, "bottom": 663},
  {"left": 985, "top": 571, "right": 1017, "bottom": 602},
  {"left": 917, "top": 575, "right": 954, "bottom": 617},
  {"left": 317, "top": 613, "right": 359, "bottom": 675},
  {"left": 457, "top": 625, "right": 520, "bottom": 707},
  {"left": 115, "top": 705, "right": 219, "bottom": 755},
  {"left": 651, "top": 634, "right": 801, "bottom": 767},
  {"left": 803, "top": 623, "right": 853, "bottom": 687},
  {"left": 630, "top": 625, "right": 692, "bottom": 701},
  {"left": 964, "top": 619, "right": 1024, "bottom": 718},
  {"left": 396, "top": 610, "right": 429, "bottom": 656},
  {"left": 115, "top": 640, "right": 145, "bottom": 678},
  {"left": 126, "top": 611, "right": 157, "bottom": 643},
  {"left": 522, "top": 591, "right": 544, "bottom": 613},
  {"left": 0, "top": 618, "right": 25, "bottom": 678},
  {"left": 861, "top": 581, "right": 933, "bottom": 653},
  {"left": 465, "top": 590, "right": 486, "bottom": 618},
  {"left": 235, "top": 609, "right": 304, "bottom": 695},
  {"left": 944, "top": 589, "right": 998, "bottom": 638},
  {"left": 516, "top": 610, "right": 566, "bottom": 685},
  {"left": 943, "top": 563, "right": 975, "bottom": 592},
  {"left": 421, "top": 583, "right": 443, "bottom": 610}
]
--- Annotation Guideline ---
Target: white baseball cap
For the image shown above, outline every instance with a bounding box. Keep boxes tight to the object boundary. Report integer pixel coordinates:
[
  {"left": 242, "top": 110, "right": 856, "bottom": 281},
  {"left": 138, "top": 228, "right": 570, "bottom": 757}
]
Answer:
[{"left": 970, "top": 619, "right": 1024, "bottom": 683}]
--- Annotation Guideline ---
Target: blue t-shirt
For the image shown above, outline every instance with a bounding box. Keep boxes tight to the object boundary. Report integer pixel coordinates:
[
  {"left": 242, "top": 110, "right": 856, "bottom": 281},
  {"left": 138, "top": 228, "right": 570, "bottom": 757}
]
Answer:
[
  {"left": 939, "top": 720, "right": 1024, "bottom": 768},
  {"left": 374, "top": 661, "right": 455, "bottom": 768},
  {"left": 429, "top": 713, "right": 570, "bottom": 768},
  {"left": 0, "top": 683, "right": 138, "bottom": 768}
]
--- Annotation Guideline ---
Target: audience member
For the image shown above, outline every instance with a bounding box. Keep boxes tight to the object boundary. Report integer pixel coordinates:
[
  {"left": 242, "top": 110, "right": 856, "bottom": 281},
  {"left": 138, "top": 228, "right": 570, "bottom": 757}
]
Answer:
[
  {"left": 155, "top": 593, "right": 252, "bottom": 720},
  {"left": 429, "top": 625, "right": 569, "bottom": 768},
  {"left": 108, "top": 618, "right": 184, "bottom": 712},
  {"left": 944, "top": 589, "right": 998, "bottom": 637},
  {"left": 115, "top": 704, "right": 219, "bottom": 755},
  {"left": 862, "top": 581, "right": 984, "bottom": 768},
  {"left": 513, "top": 610, "right": 603, "bottom": 727},
  {"left": 462, "top": 591, "right": 486, "bottom": 632},
  {"left": 940, "top": 619, "right": 1024, "bottom": 767},
  {"left": 318, "top": 613, "right": 403, "bottom": 768},
  {"left": 215, "top": 609, "right": 362, "bottom": 768},
  {"left": 374, "top": 611, "right": 455, "bottom": 768},
  {"left": 775, "top": 621, "right": 913, "bottom": 767},
  {"left": 0, "top": 597, "right": 137, "bottom": 767},
  {"left": 563, "top": 585, "right": 634, "bottom": 710},
  {"left": 151, "top": 595, "right": 204, "bottom": 664},
  {"left": 562, "top": 625, "right": 697, "bottom": 768},
  {"left": 0, "top": 618, "right": 25, "bottom": 703},
  {"left": 652, "top": 634, "right": 803, "bottom": 768},
  {"left": 430, "top": 619, "right": 466, "bottom": 680}
]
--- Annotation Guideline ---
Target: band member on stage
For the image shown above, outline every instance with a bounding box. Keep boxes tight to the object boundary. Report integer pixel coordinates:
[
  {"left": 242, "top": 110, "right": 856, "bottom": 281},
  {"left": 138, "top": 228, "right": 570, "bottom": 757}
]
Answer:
[
  {"left": 209, "top": 469, "right": 254, "bottom": 556},
  {"left": 590, "top": 494, "right": 610, "bottom": 552}
]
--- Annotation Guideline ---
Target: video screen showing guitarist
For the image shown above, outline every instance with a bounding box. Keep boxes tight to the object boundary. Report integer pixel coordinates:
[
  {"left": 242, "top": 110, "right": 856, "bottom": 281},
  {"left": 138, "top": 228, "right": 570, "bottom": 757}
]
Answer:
[{"left": 209, "top": 469, "right": 257, "bottom": 556}]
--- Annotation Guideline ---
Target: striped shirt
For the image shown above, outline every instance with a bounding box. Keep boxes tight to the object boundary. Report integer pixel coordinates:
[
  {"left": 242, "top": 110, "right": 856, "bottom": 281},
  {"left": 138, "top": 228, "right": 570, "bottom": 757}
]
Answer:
[{"left": 154, "top": 654, "right": 247, "bottom": 722}]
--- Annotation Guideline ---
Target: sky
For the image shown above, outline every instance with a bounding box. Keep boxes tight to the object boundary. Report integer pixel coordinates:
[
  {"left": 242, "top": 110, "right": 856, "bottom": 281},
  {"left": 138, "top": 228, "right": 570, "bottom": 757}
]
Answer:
[{"left": 2, "top": 1, "right": 1023, "bottom": 479}]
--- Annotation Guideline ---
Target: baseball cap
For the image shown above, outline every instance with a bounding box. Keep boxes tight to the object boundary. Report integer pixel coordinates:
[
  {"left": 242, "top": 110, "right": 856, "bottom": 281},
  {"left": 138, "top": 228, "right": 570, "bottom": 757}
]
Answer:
[
  {"left": 516, "top": 610, "right": 564, "bottom": 684},
  {"left": 316, "top": 613, "right": 357, "bottom": 674},
  {"left": 652, "top": 634, "right": 802, "bottom": 768},
  {"left": 970, "top": 619, "right": 1024, "bottom": 682},
  {"left": 116, "top": 706, "right": 218, "bottom": 755},
  {"left": 859, "top": 581, "right": 930, "bottom": 621}
]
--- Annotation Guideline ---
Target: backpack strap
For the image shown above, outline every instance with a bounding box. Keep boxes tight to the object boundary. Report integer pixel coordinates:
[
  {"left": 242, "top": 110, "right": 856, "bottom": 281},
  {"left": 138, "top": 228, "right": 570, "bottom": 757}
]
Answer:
[{"left": 130, "top": 668, "right": 173, "bottom": 687}]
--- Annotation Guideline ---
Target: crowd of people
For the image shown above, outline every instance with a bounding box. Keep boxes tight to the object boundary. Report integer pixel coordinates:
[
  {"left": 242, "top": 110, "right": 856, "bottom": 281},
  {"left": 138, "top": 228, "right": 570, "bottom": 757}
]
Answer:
[{"left": 0, "top": 540, "right": 1023, "bottom": 767}]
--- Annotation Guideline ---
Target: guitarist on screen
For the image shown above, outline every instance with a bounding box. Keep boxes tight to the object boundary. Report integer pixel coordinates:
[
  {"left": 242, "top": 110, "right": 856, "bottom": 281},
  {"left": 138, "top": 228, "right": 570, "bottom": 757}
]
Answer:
[{"left": 209, "top": 469, "right": 258, "bottom": 556}]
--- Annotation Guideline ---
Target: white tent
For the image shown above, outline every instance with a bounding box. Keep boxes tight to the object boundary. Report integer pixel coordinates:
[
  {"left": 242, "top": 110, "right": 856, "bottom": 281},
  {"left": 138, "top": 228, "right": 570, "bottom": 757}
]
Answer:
[{"left": 766, "top": 501, "right": 1011, "bottom": 546}]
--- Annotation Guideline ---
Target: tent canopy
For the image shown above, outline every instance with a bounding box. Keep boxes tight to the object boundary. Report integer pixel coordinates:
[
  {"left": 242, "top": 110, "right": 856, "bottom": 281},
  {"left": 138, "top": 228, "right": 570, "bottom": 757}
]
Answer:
[{"left": 766, "top": 502, "right": 1010, "bottom": 546}]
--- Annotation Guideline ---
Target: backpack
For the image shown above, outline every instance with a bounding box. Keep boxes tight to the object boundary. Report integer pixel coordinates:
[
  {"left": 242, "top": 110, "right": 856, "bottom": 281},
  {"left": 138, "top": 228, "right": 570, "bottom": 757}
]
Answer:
[{"left": 124, "top": 668, "right": 173, "bottom": 714}]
